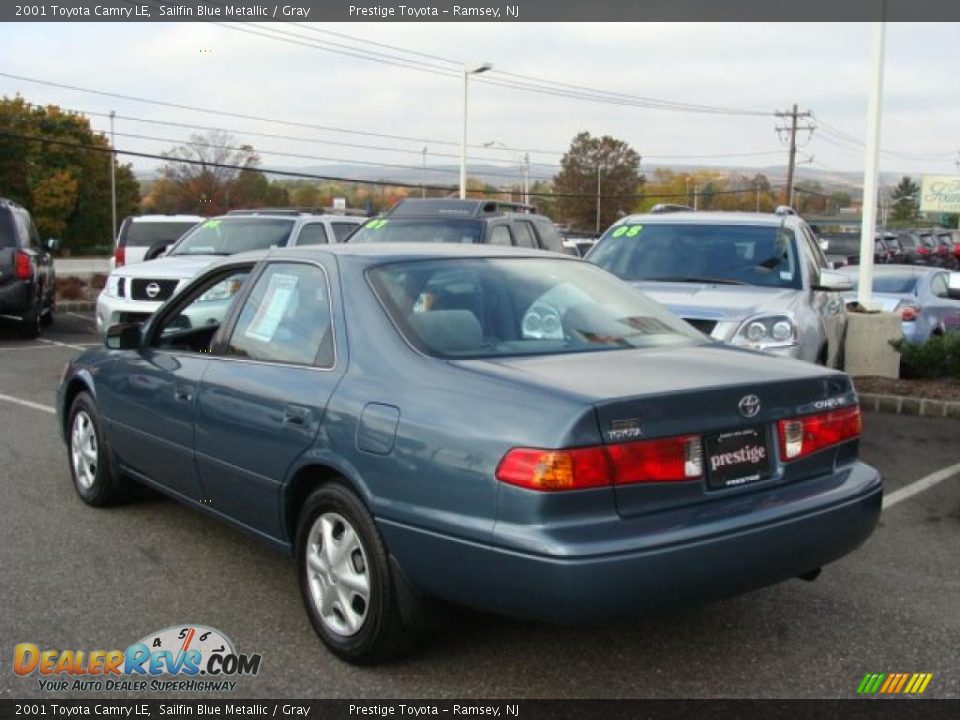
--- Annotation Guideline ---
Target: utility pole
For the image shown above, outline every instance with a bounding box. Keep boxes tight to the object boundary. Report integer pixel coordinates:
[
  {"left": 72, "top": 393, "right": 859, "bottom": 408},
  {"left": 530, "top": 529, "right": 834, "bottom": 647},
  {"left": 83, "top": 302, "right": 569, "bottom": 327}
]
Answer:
[
  {"left": 109, "top": 110, "right": 117, "bottom": 242},
  {"left": 522, "top": 152, "right": 530, "bottom": 205},
  {"left": 755, "top": 179, "right": 760, "bottom": 212},
  {"left": 775, "top": 104, "right": 815, "bottom": 207},
  {"left": 421, "top": 146, "right": 427, "bottom": 198},
  {"left": 595, "top": 163, "right": 603, "bottom": 234}
]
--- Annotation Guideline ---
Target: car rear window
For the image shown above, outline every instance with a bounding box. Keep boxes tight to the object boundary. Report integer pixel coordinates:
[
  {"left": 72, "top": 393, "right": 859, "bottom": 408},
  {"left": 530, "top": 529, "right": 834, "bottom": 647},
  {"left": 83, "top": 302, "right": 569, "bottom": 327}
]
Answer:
[
  {"left": 170, "top": 218, "right": 295, "bottom": 256},
  {"left": 368, "top": 257, "right": 704, "bottom": 359},
  {"left": 588, "top": 223, "right": 802, "bottom": 290},
  {"left": 349, "top": 218, "right": 483, "bottom": 244},
  {"left": 122, "top": 221, "right": 200, "bottom": 248},
  {"left": 844, "top": 274, "right": 919, "bottom": 294},
  {"left": 0, "top": 209, "right": 15, "bottom": 248}
]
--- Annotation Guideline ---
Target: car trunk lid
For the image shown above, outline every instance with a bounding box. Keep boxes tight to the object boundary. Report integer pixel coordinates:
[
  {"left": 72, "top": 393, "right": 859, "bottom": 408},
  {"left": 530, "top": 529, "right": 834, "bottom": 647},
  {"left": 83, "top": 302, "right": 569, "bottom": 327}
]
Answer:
[{"left": 455, "top": 344, "right": 856, "bottom": 518}]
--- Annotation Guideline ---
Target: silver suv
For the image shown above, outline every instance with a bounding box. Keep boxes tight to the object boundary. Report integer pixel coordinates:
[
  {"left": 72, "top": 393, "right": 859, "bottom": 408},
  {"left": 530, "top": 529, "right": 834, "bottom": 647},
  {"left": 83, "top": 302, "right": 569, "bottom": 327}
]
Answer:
[
  {"left": 96, "top": 209, "right": 365, "bottom": 335},
  {"left": 586, "top": 210, "right": 852, "bottom": 367}
]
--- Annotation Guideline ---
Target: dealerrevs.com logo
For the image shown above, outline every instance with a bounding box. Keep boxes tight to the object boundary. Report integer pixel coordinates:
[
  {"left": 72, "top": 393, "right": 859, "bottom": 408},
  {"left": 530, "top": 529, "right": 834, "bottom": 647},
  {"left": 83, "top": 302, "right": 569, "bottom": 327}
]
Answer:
[{"left": 13, "top": 625, "right": 262, "bottom": 693}]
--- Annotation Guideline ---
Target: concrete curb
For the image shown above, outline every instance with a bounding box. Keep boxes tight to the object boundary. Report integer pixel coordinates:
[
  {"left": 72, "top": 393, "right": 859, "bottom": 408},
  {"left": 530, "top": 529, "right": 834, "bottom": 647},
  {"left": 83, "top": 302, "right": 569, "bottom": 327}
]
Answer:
[{"left": 860, "top": 393, "right": 960, "bottom": 421}]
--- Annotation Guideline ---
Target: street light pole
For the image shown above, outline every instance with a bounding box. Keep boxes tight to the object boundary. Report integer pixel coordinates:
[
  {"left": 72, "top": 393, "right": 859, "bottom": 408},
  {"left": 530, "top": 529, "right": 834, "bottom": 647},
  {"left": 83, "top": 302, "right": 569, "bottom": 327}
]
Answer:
[
  {"left": 460, "top": 62, "right": 492, "bottom": 199},
  {"left": 857, "top": 21, "right": 886, "bottom": 309},
  {"left": 109, "top": 110, "right": 117, "bottom": 242},
  {"left": 523, "top": 152, "right": 530, "bottom": 205}
]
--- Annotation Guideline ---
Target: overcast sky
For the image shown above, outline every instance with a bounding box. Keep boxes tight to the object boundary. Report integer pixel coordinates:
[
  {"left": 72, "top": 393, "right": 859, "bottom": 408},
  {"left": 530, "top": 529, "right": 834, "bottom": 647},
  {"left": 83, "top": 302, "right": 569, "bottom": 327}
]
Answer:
[{"left": 2, "top": 21, "right": 958, "bottom": 186}]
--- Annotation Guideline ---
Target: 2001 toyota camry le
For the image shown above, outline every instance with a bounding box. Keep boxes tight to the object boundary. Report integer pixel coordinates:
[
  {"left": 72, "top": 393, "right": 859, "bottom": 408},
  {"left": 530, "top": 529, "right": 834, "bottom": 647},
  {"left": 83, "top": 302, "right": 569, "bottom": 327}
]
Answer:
[{"left": 57, "top": 244, "right": 882, "bottom": 663}]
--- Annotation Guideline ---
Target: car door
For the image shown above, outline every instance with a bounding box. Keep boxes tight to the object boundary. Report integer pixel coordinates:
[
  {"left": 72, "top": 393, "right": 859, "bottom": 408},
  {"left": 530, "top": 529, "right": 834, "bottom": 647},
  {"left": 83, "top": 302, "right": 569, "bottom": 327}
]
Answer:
[
  {"left": 194, "top": 258, "right": 346, "bottom": 540},
  {"left": 97, "top": 264, "right": 252, "bottom": 499}
]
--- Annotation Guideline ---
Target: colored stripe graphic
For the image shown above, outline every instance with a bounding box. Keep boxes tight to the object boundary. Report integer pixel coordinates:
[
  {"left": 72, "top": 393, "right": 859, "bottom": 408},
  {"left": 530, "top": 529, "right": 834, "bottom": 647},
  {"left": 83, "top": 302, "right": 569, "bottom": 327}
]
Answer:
[{"left": 857, "top": 672, "right": 933, "bottom": 695}]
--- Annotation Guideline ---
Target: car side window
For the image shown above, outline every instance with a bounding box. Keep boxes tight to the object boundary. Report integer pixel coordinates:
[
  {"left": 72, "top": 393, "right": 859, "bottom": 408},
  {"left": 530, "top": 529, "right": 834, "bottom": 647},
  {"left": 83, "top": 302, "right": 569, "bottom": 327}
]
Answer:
[
  {"left": 13, "top": 210, "right": 32, "bottom": 248},
  {"left": 332, "top": 222, "right": 359, "bottom": 243},
  {"left": 512, "top": 221, "right": 537, "bottom": 249},
  {"left": 152, "top": 269, "right": 251, "bottom": 354},
  {"left": 225, "top": 262, "right": 334, "bottom": 368},
  {"left": 296, "top": 223, "right": 329, "bottom": 246},
  {"left": 533, "top": 221, "right": 564, "bottom": 253},
  {"left": 27, "top": 215, "right": 41, "bottom": 250},
  {"left": 931, "top": 273, "right": 949, "bottom": 298},
  {"left": 488, "top": 225, "right": 513, "bottom": 247}
]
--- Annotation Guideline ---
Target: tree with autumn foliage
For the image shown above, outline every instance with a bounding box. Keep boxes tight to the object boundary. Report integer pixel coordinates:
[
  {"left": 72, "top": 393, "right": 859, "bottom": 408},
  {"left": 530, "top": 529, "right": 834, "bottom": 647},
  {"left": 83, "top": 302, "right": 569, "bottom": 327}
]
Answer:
[
  {"left": 553, "top": 132, "right": 643, "bottom": 232},
  {"left": 0, "top": 95, "right": 140, "bottom": 253}
]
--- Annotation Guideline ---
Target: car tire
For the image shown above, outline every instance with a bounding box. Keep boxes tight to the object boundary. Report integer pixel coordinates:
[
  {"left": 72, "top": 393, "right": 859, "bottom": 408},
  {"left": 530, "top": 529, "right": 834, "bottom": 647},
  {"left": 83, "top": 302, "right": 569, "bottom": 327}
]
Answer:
[
  {"left": 67, "top": 392, "right": 126, "bottom": 507},
  {"left": 19, "top": 296, "right": 42, "bottom": 339},
  {"left": 296, "top": 482, "right": 415, "bottom": 664}
]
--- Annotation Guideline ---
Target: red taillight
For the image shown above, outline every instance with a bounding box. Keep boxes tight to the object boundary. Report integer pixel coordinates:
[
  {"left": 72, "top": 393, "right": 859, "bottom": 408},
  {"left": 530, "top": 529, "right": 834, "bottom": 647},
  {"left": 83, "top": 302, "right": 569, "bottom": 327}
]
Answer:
[
  {"left": 900, "top": 305, "right": 919, "bottom": 321},
  {"left": 14, "top": 250, "right": 32, "bottom": 280},
  {"left": 496, "top": 435, "right": 703, "bottom": 492},
  {"left": 917, "top": 246, "right": 930, "bottom": 255},
  {"left": 607, "top": 436, "right": 702, "bottom": 484},
  {"left": 496, "top": 447, "right": 612, "bottom": 491},
  {"left": 114, "top": 246, "right": 126, "bottom": 268},
  {"left": 777, "top": 406, "right": 861, "bottom": 461}
]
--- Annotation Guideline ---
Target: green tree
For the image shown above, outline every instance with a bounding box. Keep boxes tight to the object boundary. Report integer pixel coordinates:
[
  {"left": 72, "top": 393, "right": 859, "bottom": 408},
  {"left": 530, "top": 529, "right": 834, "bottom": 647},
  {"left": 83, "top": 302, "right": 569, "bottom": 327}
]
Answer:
[
  {"left": 553, "top": 132, "right": 642, "bottom": 232},
  {"left": 890, "top": 176, "right": 920, "bottom": 222},
  {"left": 0, "top": 96, "right": 140, "bottom": 252}
]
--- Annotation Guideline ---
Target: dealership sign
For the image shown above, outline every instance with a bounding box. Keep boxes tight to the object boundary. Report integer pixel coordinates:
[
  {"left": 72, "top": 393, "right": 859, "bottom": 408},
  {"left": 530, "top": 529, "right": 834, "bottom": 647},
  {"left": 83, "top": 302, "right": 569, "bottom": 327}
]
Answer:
[{"left": 920, "top": 175, "right": 960, "bottom": 213}]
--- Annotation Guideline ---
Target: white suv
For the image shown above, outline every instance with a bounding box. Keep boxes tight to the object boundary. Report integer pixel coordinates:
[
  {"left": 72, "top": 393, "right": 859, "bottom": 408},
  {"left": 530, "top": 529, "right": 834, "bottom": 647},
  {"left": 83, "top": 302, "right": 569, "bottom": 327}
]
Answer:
[
  {"left": 97, "top": 210, "right": 365, "bottom": 335},
  {"left": 112, "top": 214, "right": 204, "bottom": 269}
]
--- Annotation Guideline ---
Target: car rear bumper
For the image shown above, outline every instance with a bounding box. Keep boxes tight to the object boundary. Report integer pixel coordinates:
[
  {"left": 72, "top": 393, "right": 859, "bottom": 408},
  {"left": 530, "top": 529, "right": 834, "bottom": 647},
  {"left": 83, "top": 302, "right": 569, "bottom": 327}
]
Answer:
[
  {"left": 380, "top": 461, "right": 882, "bottom": 623},
  {"left": 0, "top": 280, "right": 32, "bottom": 316}
]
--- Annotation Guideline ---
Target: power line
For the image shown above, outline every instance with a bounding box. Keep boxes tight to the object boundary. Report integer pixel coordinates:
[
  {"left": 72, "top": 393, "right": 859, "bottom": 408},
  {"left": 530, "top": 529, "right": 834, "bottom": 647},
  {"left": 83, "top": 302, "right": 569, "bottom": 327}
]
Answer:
[
  {"left": 88, "top": 126, "right": 556, "bottom": 181},
  {"left": 0, "top": 130, "right": 790, "bottom": 202}
]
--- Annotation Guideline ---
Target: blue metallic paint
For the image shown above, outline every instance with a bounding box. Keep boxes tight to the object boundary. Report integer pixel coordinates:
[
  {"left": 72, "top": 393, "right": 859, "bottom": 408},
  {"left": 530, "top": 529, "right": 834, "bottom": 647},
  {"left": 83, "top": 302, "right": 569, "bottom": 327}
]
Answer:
[{"left": 57, "top": 245, "right": 882, "bottom": 624}]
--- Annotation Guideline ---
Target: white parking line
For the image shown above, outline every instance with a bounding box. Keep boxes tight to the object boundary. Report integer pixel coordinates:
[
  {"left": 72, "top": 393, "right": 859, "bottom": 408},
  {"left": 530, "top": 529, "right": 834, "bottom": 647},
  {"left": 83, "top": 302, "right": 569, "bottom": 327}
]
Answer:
[
  {"left": 67, "top": 312, "right": 95, "bottom": 323},
  {"left": 0, "top": 344, "right": 63, "bottom": 353},
  {"left": 883, "top": 462, "right": 960, "bottom": 509},
  {"left": 0, "top": 393, "right": 56, "bottom": 415},
  {"left": 37, "top": 338, "right": 87, "bottom": 351}
]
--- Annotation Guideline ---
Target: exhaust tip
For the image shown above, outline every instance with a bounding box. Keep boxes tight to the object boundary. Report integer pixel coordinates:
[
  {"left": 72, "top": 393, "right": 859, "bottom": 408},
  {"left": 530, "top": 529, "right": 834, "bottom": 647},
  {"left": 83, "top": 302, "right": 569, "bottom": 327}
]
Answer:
[{"left": 797, "top": 567, "right": 822, "bottom": 582}]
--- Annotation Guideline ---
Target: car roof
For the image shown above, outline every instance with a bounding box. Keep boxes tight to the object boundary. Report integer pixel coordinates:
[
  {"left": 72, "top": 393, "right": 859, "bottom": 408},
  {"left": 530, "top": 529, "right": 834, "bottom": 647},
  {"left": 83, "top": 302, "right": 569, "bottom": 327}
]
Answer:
[
  {"left": 611, "top": 211, "right": 799, "bottom": 228},
  {"left": 129, "top": 214, "right": 204, "bottom": 223},
  {"left": 837, "top": 264, "right": 939, "bottom": 277},
  {"left": 214, "top": 242, "right": 568, "bottom": 267},
  {"left": 223, "top": 209, "right": 365, "bottom": 221}
]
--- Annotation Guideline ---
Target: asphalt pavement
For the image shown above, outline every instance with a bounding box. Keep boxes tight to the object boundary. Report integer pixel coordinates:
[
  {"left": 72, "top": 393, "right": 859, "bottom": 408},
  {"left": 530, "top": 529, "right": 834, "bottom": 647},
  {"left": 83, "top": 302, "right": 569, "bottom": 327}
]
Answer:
[{"left": 0, "top": 313, "right": 957, "bottom": 699}]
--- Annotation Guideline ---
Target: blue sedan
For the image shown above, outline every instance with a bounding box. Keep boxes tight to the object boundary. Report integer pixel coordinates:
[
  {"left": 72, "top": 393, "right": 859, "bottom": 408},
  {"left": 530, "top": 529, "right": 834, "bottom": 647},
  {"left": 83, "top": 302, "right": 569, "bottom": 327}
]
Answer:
[
  {"left": 57, "top": 245, "right": 881, "bottom": 663},
  {"left": 838, "top": 265, "right": 960, "bottom": 342}
]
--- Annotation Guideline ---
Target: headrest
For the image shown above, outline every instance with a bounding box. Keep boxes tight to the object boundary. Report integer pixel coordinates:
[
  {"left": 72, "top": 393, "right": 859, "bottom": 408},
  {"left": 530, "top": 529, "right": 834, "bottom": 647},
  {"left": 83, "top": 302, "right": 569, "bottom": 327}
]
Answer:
[{"left": 407, "top": 310, "right": 484, "bottom": 354}]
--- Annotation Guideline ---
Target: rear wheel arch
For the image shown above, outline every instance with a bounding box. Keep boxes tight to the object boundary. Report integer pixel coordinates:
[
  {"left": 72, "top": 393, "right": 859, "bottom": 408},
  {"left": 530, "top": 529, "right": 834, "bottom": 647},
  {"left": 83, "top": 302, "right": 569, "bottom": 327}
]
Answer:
[{"left": 284, "top": 462, "right": 369, "bottom": 545}]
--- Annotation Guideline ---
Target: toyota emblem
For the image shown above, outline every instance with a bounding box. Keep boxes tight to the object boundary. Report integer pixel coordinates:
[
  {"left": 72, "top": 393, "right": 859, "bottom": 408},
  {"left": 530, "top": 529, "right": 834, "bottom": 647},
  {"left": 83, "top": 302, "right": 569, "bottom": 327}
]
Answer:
[
  {"left": 738, "top": 394, "right": 761, "bottom": 418},
  {"left": 145, "top": 282, "right": 161, "bottom": 299}
]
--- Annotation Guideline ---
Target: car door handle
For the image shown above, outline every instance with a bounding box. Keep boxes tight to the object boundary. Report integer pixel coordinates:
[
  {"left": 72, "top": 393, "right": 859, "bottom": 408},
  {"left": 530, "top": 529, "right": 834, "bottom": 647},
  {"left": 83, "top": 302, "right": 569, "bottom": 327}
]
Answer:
[
  {"left": 283, "top": 404, "right": 311, "bottom": 427},
  {"left": 174, "top": 384, "right": 193, "bottom": 403}
]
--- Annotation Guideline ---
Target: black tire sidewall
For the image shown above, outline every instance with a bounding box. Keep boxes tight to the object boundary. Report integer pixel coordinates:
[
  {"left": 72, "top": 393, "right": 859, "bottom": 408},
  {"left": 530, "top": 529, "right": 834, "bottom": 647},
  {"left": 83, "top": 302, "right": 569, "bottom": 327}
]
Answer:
[
  {"left": 20, "top": 296, "right": 41, "bottom": 338},
  {"left": 67, "top": 392, "right": 115, "bottom": 506},
  {"left": 296, "top": 483, "right": 396, "bottom": 663}
]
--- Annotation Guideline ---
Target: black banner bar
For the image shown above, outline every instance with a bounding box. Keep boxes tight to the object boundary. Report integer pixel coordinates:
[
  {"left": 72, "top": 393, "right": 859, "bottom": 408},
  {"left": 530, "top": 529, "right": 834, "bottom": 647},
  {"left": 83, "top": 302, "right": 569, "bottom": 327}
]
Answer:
[
  {"left": 4, "top": 0, "right": 960, "bottom": 23},
  {"left": 1, "top": 700, "right": 960, "bottom": 720}
]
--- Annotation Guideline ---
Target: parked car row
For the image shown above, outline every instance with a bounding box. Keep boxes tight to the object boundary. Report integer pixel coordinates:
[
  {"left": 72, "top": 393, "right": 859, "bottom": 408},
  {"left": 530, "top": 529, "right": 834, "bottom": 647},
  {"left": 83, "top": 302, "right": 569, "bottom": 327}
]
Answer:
[{"left": 824, "top": 228, "right": 960, "bottom": 270}]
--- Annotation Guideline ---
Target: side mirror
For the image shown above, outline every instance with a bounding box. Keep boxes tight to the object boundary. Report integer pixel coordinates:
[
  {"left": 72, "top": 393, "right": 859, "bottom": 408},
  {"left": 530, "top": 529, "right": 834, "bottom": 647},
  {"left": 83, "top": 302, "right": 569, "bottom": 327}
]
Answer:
[
  {"left": 45, "top": 238, "right": 60, "bottom": 252},
  {"left": 814, "top": 270, "right": 855, "bottom": 292},
  {"left": 105, "top": 323, "right": 141, "bottom": 350}
]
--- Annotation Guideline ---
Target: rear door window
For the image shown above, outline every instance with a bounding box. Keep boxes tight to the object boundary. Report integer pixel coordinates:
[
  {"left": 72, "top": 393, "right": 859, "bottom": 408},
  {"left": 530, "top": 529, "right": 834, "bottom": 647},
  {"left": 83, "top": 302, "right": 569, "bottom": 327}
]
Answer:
[
  {"left": 512, "top": 221, "right": 537, "bottom": 248},
  {"left": 488, "top": 225, "right": 514, "bottom": 247},
  {"left": 331, "top": 222, "right": 359, "bottom": 243},
  {"left": 295, "top": 223, "right": 329, "bottom": 246}
]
